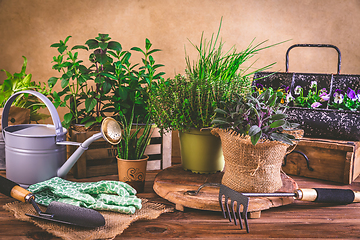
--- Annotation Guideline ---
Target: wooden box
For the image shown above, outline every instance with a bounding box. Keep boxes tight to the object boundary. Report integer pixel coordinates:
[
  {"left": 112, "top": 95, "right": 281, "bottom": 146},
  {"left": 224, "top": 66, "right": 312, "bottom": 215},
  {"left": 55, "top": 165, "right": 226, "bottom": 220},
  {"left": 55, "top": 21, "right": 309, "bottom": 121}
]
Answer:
[
  {"left": 67, "top": 128, "right": 172, "bottom": 178},
  {"left": 283, "top": 138, "right": 360, "bottom": 184}
]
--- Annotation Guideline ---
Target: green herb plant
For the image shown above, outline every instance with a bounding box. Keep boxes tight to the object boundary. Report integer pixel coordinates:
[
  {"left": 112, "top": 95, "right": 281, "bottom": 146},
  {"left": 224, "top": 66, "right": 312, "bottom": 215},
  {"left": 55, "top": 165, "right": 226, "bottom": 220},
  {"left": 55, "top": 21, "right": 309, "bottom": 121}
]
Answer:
[
  {"left": 212, "top": 89, "right": 300, "bottom": 145},
  {"left": 48, "top": 36, "right": 93, "bottom": 129},
  {"left": 149, "top": 19, "right": 282, "bottom": 133},
  {"left": 110, "top": 38, "right": 165, "bottom": 123},
  {"left": 116, "top": 106, "right": 154, "bottom": 160},
  {"left": 1, "top": 56, "right": 51, "bottom": 122}
]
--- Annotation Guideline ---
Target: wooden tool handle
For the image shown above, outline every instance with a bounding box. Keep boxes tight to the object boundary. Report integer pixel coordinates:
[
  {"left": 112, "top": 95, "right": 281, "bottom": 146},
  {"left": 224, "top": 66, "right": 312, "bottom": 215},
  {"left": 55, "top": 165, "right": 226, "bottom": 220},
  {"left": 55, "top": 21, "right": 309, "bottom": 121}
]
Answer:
[
  {"left": 0, "top": 175, "right": 32, "bottom": 202},
  {"left": 297, "top": 188, "right": 360, "bottom": 204}
]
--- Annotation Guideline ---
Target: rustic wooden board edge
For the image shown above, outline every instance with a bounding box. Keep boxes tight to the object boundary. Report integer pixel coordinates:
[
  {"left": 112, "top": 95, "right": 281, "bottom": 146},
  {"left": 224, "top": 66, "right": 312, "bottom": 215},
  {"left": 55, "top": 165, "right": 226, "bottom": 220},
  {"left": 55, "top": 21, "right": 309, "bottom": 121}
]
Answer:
[{"left": 153, "top": 165, "right": 297, "bottom": 216}]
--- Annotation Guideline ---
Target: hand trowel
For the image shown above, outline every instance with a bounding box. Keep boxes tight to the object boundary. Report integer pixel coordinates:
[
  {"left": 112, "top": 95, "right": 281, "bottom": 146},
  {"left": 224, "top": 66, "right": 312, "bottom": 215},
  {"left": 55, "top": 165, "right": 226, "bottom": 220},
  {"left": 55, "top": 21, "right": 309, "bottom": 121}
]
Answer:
[{"left": 0, "top": 175, "right": 105, "bottom": 228}]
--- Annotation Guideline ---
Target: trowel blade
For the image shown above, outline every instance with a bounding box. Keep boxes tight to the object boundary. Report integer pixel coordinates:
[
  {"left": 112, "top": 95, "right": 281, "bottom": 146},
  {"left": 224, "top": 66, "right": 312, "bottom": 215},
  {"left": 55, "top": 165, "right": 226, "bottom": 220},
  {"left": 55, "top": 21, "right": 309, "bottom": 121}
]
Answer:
[{"left": 26, "top": 201, "right": 105, "bottom": 228}]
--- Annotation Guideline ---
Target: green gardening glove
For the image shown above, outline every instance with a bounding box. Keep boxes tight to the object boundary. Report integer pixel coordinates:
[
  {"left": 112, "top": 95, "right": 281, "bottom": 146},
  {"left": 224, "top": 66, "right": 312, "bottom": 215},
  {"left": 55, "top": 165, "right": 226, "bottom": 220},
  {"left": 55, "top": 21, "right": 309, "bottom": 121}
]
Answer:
[{"left": 27, "top": 177, "right": 142, "bottom": 214}]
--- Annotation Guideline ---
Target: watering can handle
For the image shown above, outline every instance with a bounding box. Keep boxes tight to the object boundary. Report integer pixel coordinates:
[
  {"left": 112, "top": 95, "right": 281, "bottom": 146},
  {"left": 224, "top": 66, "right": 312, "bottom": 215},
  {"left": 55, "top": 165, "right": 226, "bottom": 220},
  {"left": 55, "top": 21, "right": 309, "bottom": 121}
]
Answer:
[{"left": 1, "top": 90, "right": 64, "bottom": 141}]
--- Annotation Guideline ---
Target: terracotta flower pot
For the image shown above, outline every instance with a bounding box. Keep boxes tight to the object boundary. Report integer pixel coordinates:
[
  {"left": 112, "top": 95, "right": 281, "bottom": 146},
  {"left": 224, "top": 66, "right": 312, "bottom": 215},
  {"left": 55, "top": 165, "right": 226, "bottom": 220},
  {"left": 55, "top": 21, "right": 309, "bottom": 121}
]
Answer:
[{"left": 116, "top": 155, "right": 149, "bottom": 193}]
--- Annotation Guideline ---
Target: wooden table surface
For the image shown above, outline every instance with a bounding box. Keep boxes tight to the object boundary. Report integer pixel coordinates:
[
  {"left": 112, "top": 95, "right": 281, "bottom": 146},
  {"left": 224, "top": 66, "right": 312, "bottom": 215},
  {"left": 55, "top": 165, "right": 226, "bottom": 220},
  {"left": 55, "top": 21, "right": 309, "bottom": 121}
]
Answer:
[{"left": 1, "top": 166, "right": 360, "bottom": 239}]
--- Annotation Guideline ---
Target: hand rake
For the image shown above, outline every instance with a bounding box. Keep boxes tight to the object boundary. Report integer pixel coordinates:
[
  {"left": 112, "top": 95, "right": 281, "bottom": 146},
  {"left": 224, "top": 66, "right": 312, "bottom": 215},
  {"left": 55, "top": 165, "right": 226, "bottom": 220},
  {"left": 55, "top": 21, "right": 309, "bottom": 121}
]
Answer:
[{"left": 185, "top": 183, "right": 360, "bottom": 233}]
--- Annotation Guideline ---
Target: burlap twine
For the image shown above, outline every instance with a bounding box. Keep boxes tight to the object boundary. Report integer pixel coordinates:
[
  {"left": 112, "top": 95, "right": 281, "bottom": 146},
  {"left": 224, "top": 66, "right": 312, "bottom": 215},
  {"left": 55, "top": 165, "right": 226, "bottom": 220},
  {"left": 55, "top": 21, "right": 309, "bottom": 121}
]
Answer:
[
  {"left": 3, "top": 198, "right": 173, "bottom": 240},
  {"left": 212, "top": 128, "right": 291, "bottom": 193}
]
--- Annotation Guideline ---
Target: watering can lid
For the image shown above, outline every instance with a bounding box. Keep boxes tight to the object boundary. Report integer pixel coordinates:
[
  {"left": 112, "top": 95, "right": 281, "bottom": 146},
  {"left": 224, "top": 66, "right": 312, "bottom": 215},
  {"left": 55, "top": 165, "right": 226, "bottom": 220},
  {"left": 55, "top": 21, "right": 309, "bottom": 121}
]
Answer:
[{"left": 4, "top": 124, "right": 66, "bottom": 138}]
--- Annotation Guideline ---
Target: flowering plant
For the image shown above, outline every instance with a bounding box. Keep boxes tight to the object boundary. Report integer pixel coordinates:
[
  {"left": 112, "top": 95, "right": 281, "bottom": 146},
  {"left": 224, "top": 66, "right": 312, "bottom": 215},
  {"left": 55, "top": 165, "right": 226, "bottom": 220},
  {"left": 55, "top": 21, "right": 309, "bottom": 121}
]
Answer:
[
  {"left": 329, "top": 88, "right": 360, "bottom": 111},
  {"left": 254, "top": 80, "right": 360, "bottom": 112},
  {"left": 292, "top": 81, "right": 330, "bottom": 109}
]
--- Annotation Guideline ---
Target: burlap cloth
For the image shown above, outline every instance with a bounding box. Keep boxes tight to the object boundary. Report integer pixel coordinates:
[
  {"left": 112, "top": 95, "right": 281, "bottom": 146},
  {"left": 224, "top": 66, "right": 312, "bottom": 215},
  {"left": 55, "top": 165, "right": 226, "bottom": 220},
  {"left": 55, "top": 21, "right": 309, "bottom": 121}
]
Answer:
[
  {"left": 212, "top": 128, "right": 291, "bottom": 193},
  {"left": 3, "top": 198, "right": 173, "bottom": 240}
]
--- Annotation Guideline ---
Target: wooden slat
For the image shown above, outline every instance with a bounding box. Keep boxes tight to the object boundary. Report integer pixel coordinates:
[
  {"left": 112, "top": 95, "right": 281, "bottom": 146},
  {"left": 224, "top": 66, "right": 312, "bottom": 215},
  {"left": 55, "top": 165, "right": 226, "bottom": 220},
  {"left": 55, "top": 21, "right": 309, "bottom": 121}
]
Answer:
[
  {"left": 68, "top": 127, "right": 172, "bottom": 178},
  {"left": 283, "top": 138, "right": 359, "bottom": 184}
]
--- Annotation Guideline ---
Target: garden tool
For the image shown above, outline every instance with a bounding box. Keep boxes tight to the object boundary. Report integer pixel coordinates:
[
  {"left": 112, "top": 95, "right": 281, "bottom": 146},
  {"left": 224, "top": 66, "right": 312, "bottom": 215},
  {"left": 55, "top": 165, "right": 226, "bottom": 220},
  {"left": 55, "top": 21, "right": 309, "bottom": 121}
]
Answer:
[
  {"left": 1, "top": 90, "right": 122, "bottom": 187},
  {"left": 185, "top": 183, "right": 360, "bottom": 233},
  {"left": 0, "top": 175, "right": 105, "bottom": 228}
]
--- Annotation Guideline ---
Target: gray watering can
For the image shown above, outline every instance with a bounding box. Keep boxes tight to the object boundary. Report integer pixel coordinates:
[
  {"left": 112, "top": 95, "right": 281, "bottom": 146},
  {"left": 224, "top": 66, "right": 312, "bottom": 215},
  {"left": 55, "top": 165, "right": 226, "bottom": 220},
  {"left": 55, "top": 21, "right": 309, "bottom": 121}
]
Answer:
[{"left": 1, "top": 90, "right": 122, "bottom": 187}]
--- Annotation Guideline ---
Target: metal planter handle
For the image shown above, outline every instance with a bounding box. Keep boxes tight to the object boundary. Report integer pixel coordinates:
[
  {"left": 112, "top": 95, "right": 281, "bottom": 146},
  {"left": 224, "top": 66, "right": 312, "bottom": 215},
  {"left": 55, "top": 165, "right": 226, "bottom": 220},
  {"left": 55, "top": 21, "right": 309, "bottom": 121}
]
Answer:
[
  {"left": 1, "top": 90, "right": 64, "bottom": 141},
  {"left": 285, "top": 44, "right": 341, "bottom": 74}
]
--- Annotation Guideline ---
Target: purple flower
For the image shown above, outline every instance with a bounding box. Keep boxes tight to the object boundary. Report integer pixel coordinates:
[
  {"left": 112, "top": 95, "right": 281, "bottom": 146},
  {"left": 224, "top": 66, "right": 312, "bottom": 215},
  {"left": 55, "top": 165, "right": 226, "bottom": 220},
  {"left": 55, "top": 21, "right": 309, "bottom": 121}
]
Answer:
[
  {"left": 347, "top": 87, "right": 357, "bottom": 101},
  {"left": 310, "top": 81, "right": 317, "bottom": 88},
  {"left": 334, "top": 92, "right": 344, "bottom": 104},
  {"left": 311, "top": 102, "right": 322, "bottom": 108},
  {"left": 294, "top": 86, "right": 302, "bottom": 95},
  {"left": 319, "top": 92, "right": 330, "bottom": 102},
  {"left": 285, "top": 86, "right": 290, "bottom": 92},
  {"left": 357, "top": 90, "right": 360, "bottom": 101},
  {"left": 286, "top": 93, "right": 294, "bottom": 103},
  {"left": 256, "top": 83, "right": 264, "bottom": 89}
]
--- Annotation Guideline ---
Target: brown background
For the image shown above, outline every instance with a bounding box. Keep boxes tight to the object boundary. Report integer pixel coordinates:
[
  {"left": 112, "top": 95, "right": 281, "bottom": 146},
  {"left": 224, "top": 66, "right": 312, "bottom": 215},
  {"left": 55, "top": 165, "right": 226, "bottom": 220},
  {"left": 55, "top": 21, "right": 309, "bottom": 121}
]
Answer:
[
  {"left": 1, "top": 0, "right": 359, "bottom": 118},
  {"left": 0, "top": 0, "right": 359, "bottom": 165}
]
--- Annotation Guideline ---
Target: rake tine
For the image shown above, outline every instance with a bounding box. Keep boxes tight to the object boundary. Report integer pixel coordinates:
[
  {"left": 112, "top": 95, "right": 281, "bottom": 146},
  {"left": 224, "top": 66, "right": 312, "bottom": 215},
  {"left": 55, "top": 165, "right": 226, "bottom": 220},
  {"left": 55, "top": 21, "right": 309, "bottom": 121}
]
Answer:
[
  {"left": 231, "top": 199, "right": 237, "bottom": 226},
  {"left": 219, "top": 184, "right": 251, "bottom": 233},
  {"left": 236, "top": 200, "right": 243, "bottom": 230},
  {"left": 224, "top": 195, "right": 232, "bottom": 222},
  {"left": 242, "top": 202, "right": 249, "bottom": 233},
  {"left": 218, "top": 193, "right": 226, "bottom": 219}
]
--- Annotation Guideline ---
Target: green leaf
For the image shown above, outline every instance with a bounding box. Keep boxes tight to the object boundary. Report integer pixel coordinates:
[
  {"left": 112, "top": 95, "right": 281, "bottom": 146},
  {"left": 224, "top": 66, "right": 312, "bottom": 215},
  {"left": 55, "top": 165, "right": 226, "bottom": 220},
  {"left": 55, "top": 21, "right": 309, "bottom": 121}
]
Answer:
[
  {"left": 130, "top": 47, "right": 145, "bottom": 54},
  {"left": 85, "top": 39, "right": 99, "bottom": 49},
  {"left": 267, "top": 92, "right": 277, "bottom": 106},
  {"left": 58, "top": 45, "right": 67, "bottom": 54},
  {"left": 61, "top": 78, "right": 69, "bottom": 88},
  {"left": 118, "top": 87, "right": 128, "bottom": 100},
  {"left": 48, "top": 77, "right": 58, "bottom": 87},
  {"left": 72, "top": 45, "right": 88, "bottom": 50},
  {"left": 50, "top": 43, "right": 62, "bottom": 48},
  {"left": 251, "top": 131, "right": 262, "bottom": 145},
  {"left": 147, "top": 49, "right": 161, "bottom": 55},
  {"left": 85, "top": 98, "right": 97, "bottom": 112},
  {"left": 98, "top": 41, "right": 108, "bottom": 50},
  {"left": 64, "top": 113, "right": 73, "bottom": 123},
  {"left": 214, "top": 108, "right": 228, "bottom": 116},
  {"left": 100, "top": 72, "right": 117, "bottom": 80},
  {"left": 95, "top": 53, "right": 108, "bottom": 65},
  {"left": 108, "top": 41, "right": 122, "bottom": 52},
  {"left": 248, "top": 125, "right": 261, "bottom": 136},
  {"left": 85, "top": 120, "right": 96, "bottom": 128},
  {"left": 145, "top": 38, "right": 152, "bottom": 50},
  {"left": 269, "top": 119, "right": 286, "bottom": 128},
  {"left": 102, "top": 81, "right": 112, "bottom": 94},
  {"left": 270, "top": 133, "right": 294, "bottom": 145},
  {"left": 211, "top": 119, "right": 231, "bottom": 126},
  {"left": 269, "top": 113, "right": 287, "bottom": 121}
]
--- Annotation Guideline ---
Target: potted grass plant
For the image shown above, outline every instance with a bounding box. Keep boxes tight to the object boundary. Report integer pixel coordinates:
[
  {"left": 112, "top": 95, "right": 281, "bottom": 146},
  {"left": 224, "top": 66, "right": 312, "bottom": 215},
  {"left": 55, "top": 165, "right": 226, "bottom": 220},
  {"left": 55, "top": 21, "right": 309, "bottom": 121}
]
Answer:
[
  {"left": 116, "top": 106, "right": 154, "bottom": 193},
  {"left": 211, "top": 89, "right": 302, "bottom": 193},
  {"left": 149, "top": 20, "right": 281, "bottom": 173}
]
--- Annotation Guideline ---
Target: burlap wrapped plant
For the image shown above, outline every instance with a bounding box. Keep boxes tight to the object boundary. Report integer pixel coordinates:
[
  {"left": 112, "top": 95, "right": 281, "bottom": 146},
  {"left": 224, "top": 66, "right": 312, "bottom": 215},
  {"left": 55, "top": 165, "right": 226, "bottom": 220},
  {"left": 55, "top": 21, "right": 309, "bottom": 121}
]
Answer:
[
  {"left": 212, "top": 88, "right": 302, "bottom": 193},
  {"left": 212, "top": 129, "right": 289, "bottom": 193}
]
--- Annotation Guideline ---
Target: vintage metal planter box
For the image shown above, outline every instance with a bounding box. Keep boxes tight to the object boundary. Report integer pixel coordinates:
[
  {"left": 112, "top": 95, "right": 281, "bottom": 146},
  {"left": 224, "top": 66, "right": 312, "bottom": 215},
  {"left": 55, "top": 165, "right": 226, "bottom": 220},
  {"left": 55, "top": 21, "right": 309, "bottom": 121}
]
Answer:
[
  {"left": 67, "top": 127, "right": 172, "bottom": 178},
  {"left": 253, "top": 71, "right": 360, "bottom": 141}
]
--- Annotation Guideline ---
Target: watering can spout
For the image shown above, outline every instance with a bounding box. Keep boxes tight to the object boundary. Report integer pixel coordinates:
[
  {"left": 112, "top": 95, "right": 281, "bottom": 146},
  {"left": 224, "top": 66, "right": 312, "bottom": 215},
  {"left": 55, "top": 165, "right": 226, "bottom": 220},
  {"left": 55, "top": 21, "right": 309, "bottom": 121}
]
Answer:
[
  {"left": 57, "top": 117, "right": 122, "bottom": 178},
  {"left": 57, "top": 133, "right": 104, "bottom": 178}
]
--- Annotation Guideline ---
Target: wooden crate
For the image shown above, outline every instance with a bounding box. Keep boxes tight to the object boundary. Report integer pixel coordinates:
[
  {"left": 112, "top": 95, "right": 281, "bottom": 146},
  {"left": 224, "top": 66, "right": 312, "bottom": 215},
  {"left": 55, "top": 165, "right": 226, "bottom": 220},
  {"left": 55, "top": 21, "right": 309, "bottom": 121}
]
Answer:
[
  {"left": 283, "top": 138, "right": 360, "bottom": 184},
  {"left": 67, "top": 127, "right": 172, "bottom": 178}
]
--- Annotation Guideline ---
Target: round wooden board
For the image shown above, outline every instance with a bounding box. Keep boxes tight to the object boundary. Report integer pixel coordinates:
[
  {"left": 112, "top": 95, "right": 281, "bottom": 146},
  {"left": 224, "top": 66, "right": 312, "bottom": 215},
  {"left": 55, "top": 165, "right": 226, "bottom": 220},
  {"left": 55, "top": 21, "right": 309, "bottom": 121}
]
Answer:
[{"left": 153, "top": 165, "right": 298, "bottom": 215}]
